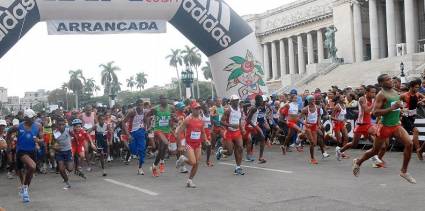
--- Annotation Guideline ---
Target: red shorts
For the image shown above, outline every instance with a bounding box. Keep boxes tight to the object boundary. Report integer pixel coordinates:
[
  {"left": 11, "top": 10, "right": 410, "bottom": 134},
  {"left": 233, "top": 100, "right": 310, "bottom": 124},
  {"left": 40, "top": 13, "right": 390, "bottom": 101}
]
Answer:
[
  {"left": 154, "top": 131, "right": 172, "bottom": 141},
  {"left": 377, "top": 124, "right": 401, "bottom": 139},
  {"left": 204, "top": 128, "right": 211, "bottom": 141},
  {"left": 43, "top": 133, "right": 52, "bottom": 145},
  {"left": 304, "top": 123, "right": 318, "bottom": 132},
  {"left": 71, "top": 142, "right": 85, "bottom": 155},
  {"left": 354, "top": 124, "right": 372, "bottom": 136},
  {"left": 169, "top": 133, "right": 177, "bottom": 144},
  {"left": 333, "top": 121, "right": 345, "bottom": 132},
  {"left": 225, "top": 130, "right": 242, "bottom": 142},
  {"left": 186, "top": 141, "right": 201, "bottom": 150},
  {"left": 287, "top": 120, "right": 298, "bottom": 129}
]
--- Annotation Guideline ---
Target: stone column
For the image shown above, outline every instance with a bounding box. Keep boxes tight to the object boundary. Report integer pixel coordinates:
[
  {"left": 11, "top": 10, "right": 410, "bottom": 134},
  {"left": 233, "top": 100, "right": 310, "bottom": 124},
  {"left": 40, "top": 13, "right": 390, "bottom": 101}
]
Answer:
[
  {"left": 297, "top": 35, "right": 306, "bottom": 74},
  {"left": 378, "top": 2, "right": 387, "bottom": 58},
  {"left": 263, "top": 43, "right": 271, "bottom": 80},
  {"left": 404, "top": 0, "right": 418, "bottom": 54},
  {"left": 288, "top": 37, "right": 296, "bottom": 75},
  {"left": 394, "top": 0, "right": 403, "bottom": 44},
  {"left": 307, "top": 32, "right": 314, "bottom": 64},
  {"left": 353, "top": 0, "right": 364, "bottom": 62},
  {"left": 369, "top": 0, "right": 380, "bottom": 60},
  {"left": 317, "top": 29, "right": 324, "bottom": 63},
  {"left": 279, "top": 39, "right": 287, "bottom": 77},
  {"left": 271, "top": 41, "right": 278, "bottom": 80},
  {"left": 386, "top": 0, "right": 396, "bottom": 57}
]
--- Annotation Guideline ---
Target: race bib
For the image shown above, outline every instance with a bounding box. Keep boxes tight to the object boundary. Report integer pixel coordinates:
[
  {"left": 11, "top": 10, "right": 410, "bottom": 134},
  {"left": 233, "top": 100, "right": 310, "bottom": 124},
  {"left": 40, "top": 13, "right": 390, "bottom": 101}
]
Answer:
[
  {"left": 159, "top": 119, "right": 169, "bottom": 127},
  {"left": 190, "top": 131, "right": 201, "bottom": 140},
  {"left": 230, "top": 117, "right": 239, "bottom": 125},
  {"left": 83, "top": 124, "right": 93, "bottom": 130},
  {"left": 168, "top": 143, "right": 177, "bottom": 151}
]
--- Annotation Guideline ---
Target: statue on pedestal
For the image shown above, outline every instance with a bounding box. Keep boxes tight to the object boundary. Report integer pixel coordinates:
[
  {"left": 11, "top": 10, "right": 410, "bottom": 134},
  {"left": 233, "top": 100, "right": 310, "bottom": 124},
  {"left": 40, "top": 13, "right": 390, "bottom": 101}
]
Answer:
[{"left": 325, "top": 26, "right": 338, "bottom": 62}]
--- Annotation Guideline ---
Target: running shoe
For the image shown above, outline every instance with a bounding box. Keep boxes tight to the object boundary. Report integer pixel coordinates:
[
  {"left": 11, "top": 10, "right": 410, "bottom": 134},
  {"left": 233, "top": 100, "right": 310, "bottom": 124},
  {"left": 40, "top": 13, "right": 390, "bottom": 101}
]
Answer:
[
  {"left": 159, "top": 163, "right": 165, "bottom": 173},
  {"left": 75, "top": 170, "right": 87, "bottom": 179},
  {"left": 18, "top": 186, "right": 23, "bottom": 197},
  {"left": 179, "top": 166, "right": 188, "bottom": 173},
  {"left": 266, "top": 140, "right": 272, "bottom": 147},
  {"left": 137, "top": 168, "right": 145, "bottom": 175},
  {"left": 22, "top": 186, "right": 30, "bottom": 203},
  {"left": 151, "top": 165, "right": 159, "bottom": 177},
  {"left": 245, "top": 155, "right": 255, "bottom": 162},
  {"left": 86, "top": 167, "right": 92, "bottom": 172},
  {"left": 176, "top": 155, "right": 186, "bottom": 168},
  {"left": 207, "top": 161, "right": 214, "bottom": 167},
  {"left": 335, "top": 146, "right": 342, "bottom": 161},
  {"left": 107, "top": 156, "right": 112, "bottom": 162},
  {"left": 258, "top": 158, "right": 267, "bottom": 164},
  {"left": 102, "top": 170, "right": 107, "bottom": 177},
  {"left": 322, "top": 152, "right": 330, "bottom": 159},
  {"left": 234, "top": 167, "right": 245, "bottom": 175},
  {"left": 216, "top": 147, "right": 223, "bottom": 160},
  {"left": 310, "top": 159, "right": 318, "bottom": 165},
  {"left": 63, "top": 182, "right": 71, "bottom": 190},
  {"left": 186, "top": 179, "right": 196, "bottom": 188},
  {"left": 400, "top": 172, "right": 417, "bottom": 184},
  {"left": 352, "top": 159, "right": 360, "bottom": 177},
  {"left": 7, "top": 172, "right": 14, "bottom": 179}
]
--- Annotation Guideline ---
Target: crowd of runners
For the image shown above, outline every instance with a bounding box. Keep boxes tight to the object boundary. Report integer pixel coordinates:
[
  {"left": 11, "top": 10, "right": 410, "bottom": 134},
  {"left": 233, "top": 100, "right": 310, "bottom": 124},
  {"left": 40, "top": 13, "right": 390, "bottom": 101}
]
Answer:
[{"left": 1, "top": 73, "right": 424, "bottom": 203}]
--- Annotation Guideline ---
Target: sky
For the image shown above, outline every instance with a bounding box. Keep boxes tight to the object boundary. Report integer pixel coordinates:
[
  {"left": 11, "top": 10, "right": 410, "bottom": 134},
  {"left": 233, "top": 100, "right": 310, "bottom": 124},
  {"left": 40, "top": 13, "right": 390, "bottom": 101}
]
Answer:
[{"left": 0, "top": 0, "right": 295, "bottom": 97}]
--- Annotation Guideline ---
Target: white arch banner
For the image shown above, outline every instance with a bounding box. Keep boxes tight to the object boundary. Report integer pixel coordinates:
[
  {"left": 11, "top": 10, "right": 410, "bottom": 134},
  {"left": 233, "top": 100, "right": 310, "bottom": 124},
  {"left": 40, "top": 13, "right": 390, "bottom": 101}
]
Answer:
[{"left": 0, "top": 0, "right": 268, "bottom": 99}]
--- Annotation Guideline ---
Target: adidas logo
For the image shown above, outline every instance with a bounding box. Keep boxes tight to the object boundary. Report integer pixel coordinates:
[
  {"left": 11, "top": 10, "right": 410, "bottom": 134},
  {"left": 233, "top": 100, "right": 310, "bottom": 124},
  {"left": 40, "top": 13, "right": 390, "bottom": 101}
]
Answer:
[
  {"left": 0, "top": 0, "right": 36, "bottom": 42},
  {"left": 182, "top": 0, "right": 232, "bottom": 48}
]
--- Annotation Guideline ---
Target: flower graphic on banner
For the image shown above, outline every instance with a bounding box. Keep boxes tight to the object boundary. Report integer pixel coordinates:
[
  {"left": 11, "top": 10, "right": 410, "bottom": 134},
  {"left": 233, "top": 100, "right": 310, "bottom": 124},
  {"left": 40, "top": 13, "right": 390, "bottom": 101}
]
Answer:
[{"left": 224, "top": 50, "right": 265, "bottom": 99}]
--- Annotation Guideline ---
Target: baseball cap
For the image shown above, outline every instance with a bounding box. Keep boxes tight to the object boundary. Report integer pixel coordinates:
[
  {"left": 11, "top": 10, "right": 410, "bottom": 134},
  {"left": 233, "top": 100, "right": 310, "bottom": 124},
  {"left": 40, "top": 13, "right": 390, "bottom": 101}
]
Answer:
[
  {"left": 230, "top": 94, "right": 240, "bottom": 101},
  {"left": 0, "top": 120, "right": 6, "bottom": 126},
  {"left": 24, "top": 109, "right": 36, "bottom": 118},
  {"left": 290, "top": 89, "right": 298, "bottom": 95},
  {"left": 190, "top": 101, "right": 201, "bottom": 109}
]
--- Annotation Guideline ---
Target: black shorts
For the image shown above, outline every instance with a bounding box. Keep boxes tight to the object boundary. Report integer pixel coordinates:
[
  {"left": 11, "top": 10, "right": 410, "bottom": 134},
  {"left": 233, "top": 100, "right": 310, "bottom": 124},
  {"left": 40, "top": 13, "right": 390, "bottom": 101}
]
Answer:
[
  {"left": 401, "top": 116, "right": 415, "bottom": 134},
  {"left": 96, "top": 133, "right": 108, "bottom": 153},
  {"left": 16, "top": 150, "right": 36, "bottom": 170}
]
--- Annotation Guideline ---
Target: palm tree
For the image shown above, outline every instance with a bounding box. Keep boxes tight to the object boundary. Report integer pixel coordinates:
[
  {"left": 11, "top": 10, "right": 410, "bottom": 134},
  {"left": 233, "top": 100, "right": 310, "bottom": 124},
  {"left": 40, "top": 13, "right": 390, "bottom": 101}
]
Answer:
[
  {"left": 182, "top": 45, "right": 202, "bottom": 99},
  {"left": 126, "top": 76, "right": 136, "bottom": 92},
  {"left": 136, "top": 72, "right": 148, "bottom": 91},
  {"left": 166, "top": 49, "right": 183, "bottom": 99},
  {"left": 84, "top": 78, "right": 100, "bottom": 96},
  {"left": 99, "top": 61, "right": 120, "bottom": 104},
  {"left": 202, "top": 61, "right": 214, "bottom": 98},
  {"left": 68, "top": 69, "right": 85, "bottom": 109}
]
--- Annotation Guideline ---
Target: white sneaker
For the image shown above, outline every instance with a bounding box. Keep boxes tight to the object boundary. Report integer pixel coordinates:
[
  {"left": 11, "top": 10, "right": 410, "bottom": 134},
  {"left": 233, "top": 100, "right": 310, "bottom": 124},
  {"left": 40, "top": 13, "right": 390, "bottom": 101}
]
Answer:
[
  {"left": 86, "top": 167, "right": 92, "bottom": 172},
  {"left": 371, "top": 155, "right": 383, "bottom": 165},
  {"left": 7, "top": 172, "right": 14, "bottom": 179},
  {"left": 335, "top": 147, "right": 341, "bottom": 161},
  {"left": 176, "top": 155, "right": 186, "bottom": 168},
  {"left": 110, "top": 156, "right": 114, "bottom": 161},
  {"left": 400, "top": 172, "right": 416, "bottom": 184},
  {"left": 322, "top": 152, "right": 330, "bottom": 159},
  {"left": 137, "top": 168, "right": 145, "bottom": 175},
  {"left": 179, "top": 165, "right": 188, "bottom": 173},
  {"left": 186, "top": 179, "right": 196, "bottom": 188},
  {"left": 107, "top": 156, "right": 112, "bottom": 162}
]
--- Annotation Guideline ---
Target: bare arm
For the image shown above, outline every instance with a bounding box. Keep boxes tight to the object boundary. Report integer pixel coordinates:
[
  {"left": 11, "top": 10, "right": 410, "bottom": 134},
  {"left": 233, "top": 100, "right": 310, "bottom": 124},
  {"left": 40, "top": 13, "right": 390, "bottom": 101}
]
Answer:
[
  {"left": 122, "top": 109, "right": 136, "bottom": 135},
  {"left": 372, "top": 92, "right": 400, "bottom": 117}
]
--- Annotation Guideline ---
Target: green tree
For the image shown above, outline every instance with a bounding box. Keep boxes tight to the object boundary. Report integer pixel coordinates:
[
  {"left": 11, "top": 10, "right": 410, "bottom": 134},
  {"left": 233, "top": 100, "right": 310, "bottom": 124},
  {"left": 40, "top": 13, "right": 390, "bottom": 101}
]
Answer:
[
  {"left": 136, "top": 72, "right": 148, "bottom": 91},
  {"left": 68, "top": 69, "right": 85, "bottom": 109},
  {"left": 182, "top": 45, "right": 202, "bottom": 99},
  {"left": 100, "top": 61, "right": 120, "bottom": 96},
  {"left": 202, "top": 61, "right": 215, "bottom": 98},
  {"left": 165, "top": 49, "right": 183, "bottom": 99},
  {"left": 84, "top": 78, "right": 100, "bottom": 96},
  {"left": 126, "top": 76, "right": 136, "bottom": 91}
]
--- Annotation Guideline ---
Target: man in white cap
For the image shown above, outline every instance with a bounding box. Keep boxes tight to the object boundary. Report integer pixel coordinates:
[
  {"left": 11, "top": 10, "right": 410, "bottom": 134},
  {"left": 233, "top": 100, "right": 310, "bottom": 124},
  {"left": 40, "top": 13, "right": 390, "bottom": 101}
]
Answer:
[
  {"left": 7, "top": 109, "right": 43, "bottom": 203},
  {"left": 217, "top": 95, "right": 246, "bottom": 175}
]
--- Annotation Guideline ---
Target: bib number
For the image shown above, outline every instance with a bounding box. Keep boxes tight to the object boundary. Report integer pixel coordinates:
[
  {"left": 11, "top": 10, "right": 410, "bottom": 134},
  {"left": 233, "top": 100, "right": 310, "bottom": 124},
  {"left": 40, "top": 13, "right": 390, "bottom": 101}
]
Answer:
[
  {"left": 158, "top": 119, "right": 169, "bottom": 127},
  {"left": 190, "top": 131, "right": 201, "bottom": 140}
]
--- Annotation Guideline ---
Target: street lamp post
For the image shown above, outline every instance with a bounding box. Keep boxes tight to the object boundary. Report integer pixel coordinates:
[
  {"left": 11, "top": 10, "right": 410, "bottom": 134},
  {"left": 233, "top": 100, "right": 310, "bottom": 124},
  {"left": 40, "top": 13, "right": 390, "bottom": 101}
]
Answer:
[
  {"left": 181, "top": 70, "right": 194, "bottom": 99},
  {"left": 400, "top": 62, "right": 406, "bottom": 84}
]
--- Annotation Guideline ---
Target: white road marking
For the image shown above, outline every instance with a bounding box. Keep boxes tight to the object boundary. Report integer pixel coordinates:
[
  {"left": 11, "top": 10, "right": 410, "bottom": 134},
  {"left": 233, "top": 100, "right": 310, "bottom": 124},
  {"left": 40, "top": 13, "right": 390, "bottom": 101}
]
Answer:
[
  {"left": 219, "top": 162, "right": 293, "bottom": 174},
  {"left": 104, "top": 179, "right": 159, "bottom": 196}
]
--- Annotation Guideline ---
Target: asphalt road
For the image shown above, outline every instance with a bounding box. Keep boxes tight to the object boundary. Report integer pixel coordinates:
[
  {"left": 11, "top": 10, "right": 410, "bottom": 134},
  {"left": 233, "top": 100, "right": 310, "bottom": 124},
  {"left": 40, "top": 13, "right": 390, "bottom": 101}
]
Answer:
[{"left": 1, "top": 146, "right": 424, "bottom": 211}]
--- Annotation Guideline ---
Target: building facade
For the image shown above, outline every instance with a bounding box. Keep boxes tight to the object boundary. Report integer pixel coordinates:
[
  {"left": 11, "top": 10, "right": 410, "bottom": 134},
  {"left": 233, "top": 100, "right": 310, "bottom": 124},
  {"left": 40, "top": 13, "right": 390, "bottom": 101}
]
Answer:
[
  {"left": 245, "top": 0, "right": 425, "bottom": 92},
  {"left": 20, "top": 89, "right": 48, "bottom": 109},
  {"left": 0, "top": 87, "right": 7, "bottom": 103}
]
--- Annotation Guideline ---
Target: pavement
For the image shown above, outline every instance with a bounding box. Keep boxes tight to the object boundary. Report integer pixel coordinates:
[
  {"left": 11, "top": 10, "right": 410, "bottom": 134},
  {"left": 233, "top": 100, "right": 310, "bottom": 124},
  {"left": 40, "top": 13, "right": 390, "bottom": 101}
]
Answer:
[{"left": 1, "top": 146, "right": 425, "bottom": 211}]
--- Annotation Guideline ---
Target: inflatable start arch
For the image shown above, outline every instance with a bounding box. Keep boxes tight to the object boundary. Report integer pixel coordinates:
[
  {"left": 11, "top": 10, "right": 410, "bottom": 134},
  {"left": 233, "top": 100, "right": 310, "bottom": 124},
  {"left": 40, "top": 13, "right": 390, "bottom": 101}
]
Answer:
[{"left": 0, "top": 0, "right": 268, "bottom": 99}]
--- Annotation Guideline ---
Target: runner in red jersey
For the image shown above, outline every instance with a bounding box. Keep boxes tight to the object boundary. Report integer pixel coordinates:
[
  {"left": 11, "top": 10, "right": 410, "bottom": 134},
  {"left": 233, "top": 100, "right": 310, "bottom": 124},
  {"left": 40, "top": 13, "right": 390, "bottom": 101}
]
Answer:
[
  {"left": 337, "top": 85, "right": 377, "bottom": 161},
  {"left": 70, "top": 119, "right": 96, "bottom": 179},
  {"left": 176, "top": 101, "right": 210, "bottom": 188}
]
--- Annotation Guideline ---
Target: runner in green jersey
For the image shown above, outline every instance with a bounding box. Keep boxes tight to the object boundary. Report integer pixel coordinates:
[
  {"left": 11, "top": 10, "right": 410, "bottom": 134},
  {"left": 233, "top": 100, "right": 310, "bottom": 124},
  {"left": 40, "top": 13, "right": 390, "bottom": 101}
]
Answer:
[
  {"left": 353, "top": 74, "right": 416, "bottom": 184},
  {"left": 147, "top": 95, "right": 176, "bottom": 177}
]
